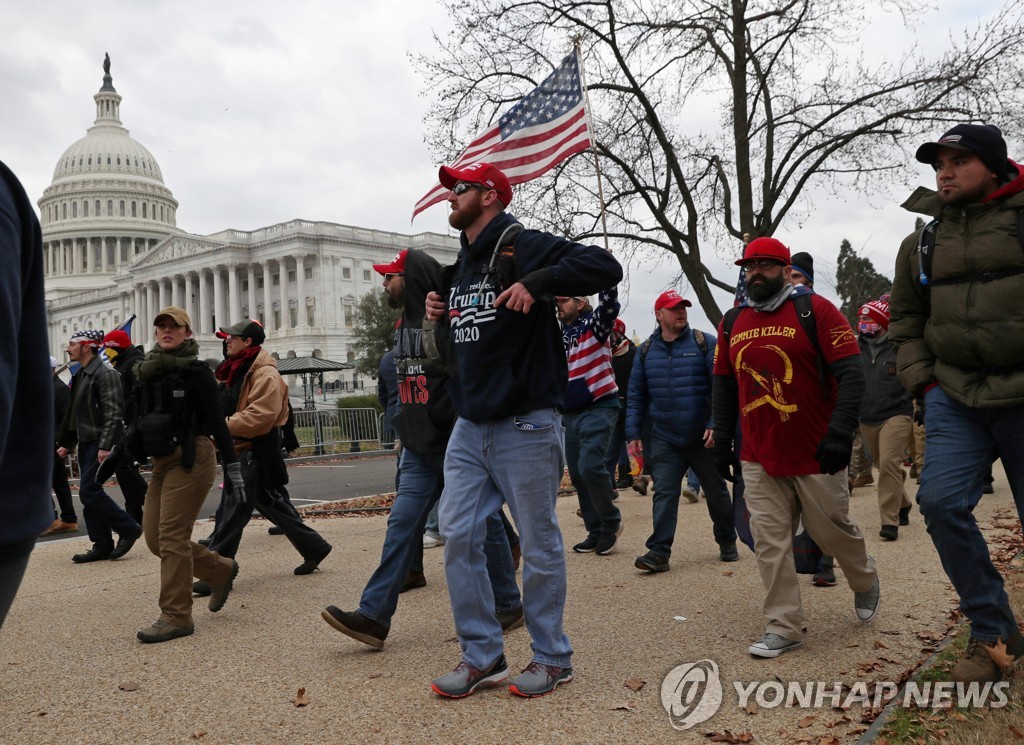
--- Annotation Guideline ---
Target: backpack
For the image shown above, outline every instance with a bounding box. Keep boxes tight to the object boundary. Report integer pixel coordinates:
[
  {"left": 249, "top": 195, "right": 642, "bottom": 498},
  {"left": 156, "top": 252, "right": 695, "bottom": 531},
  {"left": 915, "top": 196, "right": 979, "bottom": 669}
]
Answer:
[
  {"left": 720, "top": 293, "right": 829, "bottom": 398},
  {"left": 129, "top": 363, "right": 202, "bottom": 467},
  {"left": 917, "top": 211, "right": 1024, "bottom": 288}
]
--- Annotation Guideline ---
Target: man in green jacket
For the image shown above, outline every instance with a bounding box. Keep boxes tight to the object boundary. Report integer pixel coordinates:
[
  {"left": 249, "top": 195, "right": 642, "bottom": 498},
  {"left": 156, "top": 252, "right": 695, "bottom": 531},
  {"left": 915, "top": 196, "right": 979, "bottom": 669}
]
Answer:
[{"left": 889, "top": 123, "right": 1024, "bottom": 683}]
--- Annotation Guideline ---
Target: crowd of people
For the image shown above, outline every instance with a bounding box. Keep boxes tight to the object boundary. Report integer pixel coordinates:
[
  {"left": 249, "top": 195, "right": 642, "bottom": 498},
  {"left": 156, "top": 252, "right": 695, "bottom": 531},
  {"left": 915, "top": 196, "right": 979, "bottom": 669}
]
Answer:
[{"left": 2, "top": 122, "right": 1023, "bottom": 697}]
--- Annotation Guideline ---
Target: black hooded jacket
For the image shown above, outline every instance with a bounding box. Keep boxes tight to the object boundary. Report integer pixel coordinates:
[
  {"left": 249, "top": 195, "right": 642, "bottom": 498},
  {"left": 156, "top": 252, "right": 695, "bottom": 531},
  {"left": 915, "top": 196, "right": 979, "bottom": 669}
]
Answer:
[
  {"left": 392, "top": 249, "right": 457, "bottom": 454},
  {"left": 441, "top": 212, "right": 623, "bottom": 421}
]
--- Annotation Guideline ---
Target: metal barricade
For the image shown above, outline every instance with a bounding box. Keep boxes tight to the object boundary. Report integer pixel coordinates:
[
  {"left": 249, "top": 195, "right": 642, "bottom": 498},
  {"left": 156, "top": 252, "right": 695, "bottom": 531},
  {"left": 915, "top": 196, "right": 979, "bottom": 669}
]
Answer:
[{"left": 290, "top": 408, "right": 383, "bottom": 455}]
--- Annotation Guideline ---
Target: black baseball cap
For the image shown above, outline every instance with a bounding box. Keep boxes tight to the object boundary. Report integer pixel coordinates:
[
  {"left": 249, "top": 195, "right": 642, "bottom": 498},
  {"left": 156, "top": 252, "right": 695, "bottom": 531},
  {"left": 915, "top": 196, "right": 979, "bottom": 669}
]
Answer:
[
  {"left": 218, "top": 319, "right": 266, "bottom": 345},
  {"left": 915, "top": 123, "right": 1012, "bottom": 179}
]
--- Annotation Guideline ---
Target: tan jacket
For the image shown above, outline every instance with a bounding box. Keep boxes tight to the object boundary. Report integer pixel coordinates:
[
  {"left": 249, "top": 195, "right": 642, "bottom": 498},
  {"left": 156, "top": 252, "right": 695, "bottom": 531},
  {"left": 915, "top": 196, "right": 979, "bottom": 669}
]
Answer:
[{"left": 227, "top": 348, "right": 288, "bottom": 453}]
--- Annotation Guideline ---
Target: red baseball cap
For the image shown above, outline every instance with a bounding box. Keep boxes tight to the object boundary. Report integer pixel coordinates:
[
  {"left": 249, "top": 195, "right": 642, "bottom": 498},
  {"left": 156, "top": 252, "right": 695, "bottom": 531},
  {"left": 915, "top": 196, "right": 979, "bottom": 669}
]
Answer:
[
  {"left": 438, "top": 162, "right": 513, "bottom": 207},
  {"left": 735, "top": 236, "right": 792, "bottom": 266},
  {"left": 373, "top": 249, "right": 408, "bottom": 276},
  {"left": 102, "top": 329, "right": 132, "bottom": 350},
  {"left": 654, "top": 290, "right": 692, "bottom": 311}
]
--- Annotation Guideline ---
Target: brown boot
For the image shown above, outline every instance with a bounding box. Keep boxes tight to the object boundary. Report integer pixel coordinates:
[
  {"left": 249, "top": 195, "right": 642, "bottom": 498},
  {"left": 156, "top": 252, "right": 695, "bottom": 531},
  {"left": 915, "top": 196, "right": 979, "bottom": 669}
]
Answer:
[
  {"left": 950, "top": 635, "right": 1024, "bottom": 683},
  {"left": 851, "top": 473, "right": 874, "bottom": 488}
]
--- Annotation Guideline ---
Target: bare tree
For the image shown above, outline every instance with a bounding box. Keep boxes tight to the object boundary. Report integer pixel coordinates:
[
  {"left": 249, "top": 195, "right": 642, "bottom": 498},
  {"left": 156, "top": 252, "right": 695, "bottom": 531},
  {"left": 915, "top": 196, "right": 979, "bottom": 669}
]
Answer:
[{"left": 415, "top": 0, "right": 1024, "bottom": 323}]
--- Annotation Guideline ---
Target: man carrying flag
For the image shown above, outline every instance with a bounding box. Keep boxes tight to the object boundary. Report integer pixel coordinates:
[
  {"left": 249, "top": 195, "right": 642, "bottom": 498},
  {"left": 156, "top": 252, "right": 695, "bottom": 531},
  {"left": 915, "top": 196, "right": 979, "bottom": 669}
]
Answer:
[{"left": 424, "top": 161, "right": 621, "bottom": 698}]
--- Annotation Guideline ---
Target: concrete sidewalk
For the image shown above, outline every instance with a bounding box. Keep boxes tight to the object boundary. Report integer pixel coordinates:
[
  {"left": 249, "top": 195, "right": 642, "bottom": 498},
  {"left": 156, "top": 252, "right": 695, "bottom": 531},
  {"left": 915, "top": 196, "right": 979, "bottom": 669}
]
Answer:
[{"left": 1, "top": 468, "right": 1018, "bottom": 744}]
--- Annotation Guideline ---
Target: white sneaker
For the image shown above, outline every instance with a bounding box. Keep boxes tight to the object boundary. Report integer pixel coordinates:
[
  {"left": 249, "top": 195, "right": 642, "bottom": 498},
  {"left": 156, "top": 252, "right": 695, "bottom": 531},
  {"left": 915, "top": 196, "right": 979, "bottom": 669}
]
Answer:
[
  {"left": 423, "top": 532, "right": 444, "bottom": 549},
  {"left": 682, "top": 487, "right": 699, "bottom": 503}
]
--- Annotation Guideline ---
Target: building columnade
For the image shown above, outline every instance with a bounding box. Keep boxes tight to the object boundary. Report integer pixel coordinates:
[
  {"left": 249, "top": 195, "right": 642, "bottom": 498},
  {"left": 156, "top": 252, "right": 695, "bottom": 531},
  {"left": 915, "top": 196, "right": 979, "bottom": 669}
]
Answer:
[{"left": 42, "top": 57, "right": 459, "bottom": 391}]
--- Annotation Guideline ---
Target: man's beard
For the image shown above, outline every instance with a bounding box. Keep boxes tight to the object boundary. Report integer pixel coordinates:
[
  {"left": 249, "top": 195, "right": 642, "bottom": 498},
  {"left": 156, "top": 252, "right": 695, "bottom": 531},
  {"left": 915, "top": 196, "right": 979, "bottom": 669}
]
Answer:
[
  {"left": 745, "top": 273, "right": 785, "bottom": 302},
  {"left": 386, "top": 291, "right": 403, "bottom": 309},
  {"left": 448, "top": 197, "right": 483, "bottom": 231}
]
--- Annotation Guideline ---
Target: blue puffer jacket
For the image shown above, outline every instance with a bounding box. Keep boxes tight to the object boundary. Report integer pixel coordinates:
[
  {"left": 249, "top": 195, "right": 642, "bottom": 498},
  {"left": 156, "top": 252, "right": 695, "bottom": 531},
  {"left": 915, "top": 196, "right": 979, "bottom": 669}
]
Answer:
[{"left": 626, "top": 325, "right": 715, "bottom": 447}]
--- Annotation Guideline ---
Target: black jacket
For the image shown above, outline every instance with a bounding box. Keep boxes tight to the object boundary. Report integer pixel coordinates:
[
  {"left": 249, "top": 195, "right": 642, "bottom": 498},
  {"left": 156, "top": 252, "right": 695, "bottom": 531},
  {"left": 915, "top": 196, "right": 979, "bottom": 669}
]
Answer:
[
  {"left": 858, "top": 333, "right": 913, "bottom": 425},
  {"left": 442, "top": 212, "right": 623, "bottom": 421},
  {"left": 393, "top": 249, "right": 457, "bottom": 454}
]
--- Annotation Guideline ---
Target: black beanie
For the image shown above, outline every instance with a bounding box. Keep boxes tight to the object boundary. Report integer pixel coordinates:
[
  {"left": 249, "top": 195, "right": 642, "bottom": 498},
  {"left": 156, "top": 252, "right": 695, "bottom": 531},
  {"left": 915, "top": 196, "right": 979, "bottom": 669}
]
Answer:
[{"left": 790, "top": 252, "right": 814, "bottom": 284}]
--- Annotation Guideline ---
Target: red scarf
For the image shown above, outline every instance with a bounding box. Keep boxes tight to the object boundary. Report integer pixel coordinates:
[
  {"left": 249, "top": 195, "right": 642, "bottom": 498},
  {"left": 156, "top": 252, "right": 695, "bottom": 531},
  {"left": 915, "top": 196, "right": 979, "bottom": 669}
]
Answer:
[{"left": 215, "top": 345, "right": 261, "bottom": 388}]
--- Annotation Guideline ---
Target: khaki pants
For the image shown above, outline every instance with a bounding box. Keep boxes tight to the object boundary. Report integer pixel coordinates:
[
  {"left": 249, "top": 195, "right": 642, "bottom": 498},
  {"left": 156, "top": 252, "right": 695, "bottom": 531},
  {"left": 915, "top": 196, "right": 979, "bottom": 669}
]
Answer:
[
  {"left": 913, "top": 419, "right": 926, "bottom": 473},
  {"left": 742, "top": 462, "right": 877, "bottom": 641},
  {"left": 143, "top": 437, "right": 235, "bottom": 627},
  {"left": 860, "top": 416, "right": 913, "bottom": 527}
]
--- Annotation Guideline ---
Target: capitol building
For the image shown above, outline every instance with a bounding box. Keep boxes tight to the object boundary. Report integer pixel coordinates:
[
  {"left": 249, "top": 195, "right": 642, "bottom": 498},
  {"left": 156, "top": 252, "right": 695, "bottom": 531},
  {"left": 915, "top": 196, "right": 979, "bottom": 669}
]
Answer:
[{"left": 42, "top": 59, "right": 458, "bottom": 388}]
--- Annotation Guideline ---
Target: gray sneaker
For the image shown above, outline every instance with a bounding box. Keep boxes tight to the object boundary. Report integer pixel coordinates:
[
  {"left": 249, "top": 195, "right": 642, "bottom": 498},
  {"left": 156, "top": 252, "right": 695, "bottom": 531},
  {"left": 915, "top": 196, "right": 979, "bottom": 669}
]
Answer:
[
  {"left": 430, "top": 655, "right": 508, "bottom": 698},
  {"left": 855, "top": 576, "right": 881, "bottom": 621},
  {"left": 682, "top": 487, "right": 699, "bottom": 503},
  {"left": 509, "top": 661, "right": 574, "bottom": 698},
  {"left": 748, "top": 632, "right": 803, "bottom": 658}
]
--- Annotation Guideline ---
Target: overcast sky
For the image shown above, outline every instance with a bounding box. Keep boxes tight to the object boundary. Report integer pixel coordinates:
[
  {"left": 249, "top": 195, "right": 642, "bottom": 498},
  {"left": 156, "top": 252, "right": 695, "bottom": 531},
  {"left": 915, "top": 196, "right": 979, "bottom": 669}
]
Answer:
[{"left": 1, "top": 0, "right": 1014, "bottom": 337}]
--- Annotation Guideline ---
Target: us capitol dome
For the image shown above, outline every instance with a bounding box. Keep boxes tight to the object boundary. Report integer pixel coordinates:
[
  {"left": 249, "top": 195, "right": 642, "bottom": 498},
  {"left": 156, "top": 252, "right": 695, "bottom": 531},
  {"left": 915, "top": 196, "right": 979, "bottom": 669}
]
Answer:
[{"left": 40, "top": 54, "right": 179, "bottom": 300}]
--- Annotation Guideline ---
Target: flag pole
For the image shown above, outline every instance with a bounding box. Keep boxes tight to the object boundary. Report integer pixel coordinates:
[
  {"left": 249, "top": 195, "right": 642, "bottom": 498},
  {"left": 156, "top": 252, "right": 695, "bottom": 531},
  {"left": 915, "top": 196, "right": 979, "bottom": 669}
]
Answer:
[{"left": 575, "top": 38, "right": 610, "bottom": 252}]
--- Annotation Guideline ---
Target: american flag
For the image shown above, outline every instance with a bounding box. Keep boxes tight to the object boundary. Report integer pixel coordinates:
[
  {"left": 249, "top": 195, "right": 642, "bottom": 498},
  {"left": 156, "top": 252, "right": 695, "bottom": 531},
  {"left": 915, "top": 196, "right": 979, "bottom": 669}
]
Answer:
[{"left": 412, "top": 49, "right": 594, "bottom": 219}]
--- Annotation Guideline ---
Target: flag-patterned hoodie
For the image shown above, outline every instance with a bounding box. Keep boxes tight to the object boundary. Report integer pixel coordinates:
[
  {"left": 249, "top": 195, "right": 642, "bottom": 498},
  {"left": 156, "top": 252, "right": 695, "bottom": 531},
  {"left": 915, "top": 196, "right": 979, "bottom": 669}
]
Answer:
[{"left": 561, "top": 287, "right": 620, "bottom": 412}]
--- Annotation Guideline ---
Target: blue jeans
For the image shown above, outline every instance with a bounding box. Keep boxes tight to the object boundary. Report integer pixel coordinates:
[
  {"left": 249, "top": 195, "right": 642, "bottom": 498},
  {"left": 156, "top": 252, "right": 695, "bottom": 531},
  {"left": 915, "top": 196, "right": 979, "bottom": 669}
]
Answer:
[
  {"left": 360, "top": 449, "right": 520, "bottom": 629},
  {"left": 647, "top": 435, "right": 735, "bottom": 557},
  {"left": 440, "top": 409, "right": 572, "bottom": 670},
  {"left": 564, "top": 397, "right": 621, "bottom": 536},
  {"left": 78, "top": 440, "right": 138, "bottom": 552},
  {"left": 917, "top": 386, "right": 1024, "bottom": 642}
]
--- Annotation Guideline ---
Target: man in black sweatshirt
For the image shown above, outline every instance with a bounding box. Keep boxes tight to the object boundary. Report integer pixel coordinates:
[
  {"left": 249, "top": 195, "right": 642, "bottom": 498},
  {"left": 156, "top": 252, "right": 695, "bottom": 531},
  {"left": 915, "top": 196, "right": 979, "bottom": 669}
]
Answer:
[
  {"left": 424, "top": 162, "right": 622, "bottom": 699},
  {"left": 321, "top": 249, "right": 522, "bottom": 649}
]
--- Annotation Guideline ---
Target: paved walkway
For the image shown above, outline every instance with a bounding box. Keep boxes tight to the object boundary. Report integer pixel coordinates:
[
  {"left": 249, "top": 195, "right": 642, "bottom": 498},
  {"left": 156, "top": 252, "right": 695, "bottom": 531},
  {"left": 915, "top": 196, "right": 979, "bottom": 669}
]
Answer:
[{"left": 1, "top": 466, "right": 1018, "bottom": 744}]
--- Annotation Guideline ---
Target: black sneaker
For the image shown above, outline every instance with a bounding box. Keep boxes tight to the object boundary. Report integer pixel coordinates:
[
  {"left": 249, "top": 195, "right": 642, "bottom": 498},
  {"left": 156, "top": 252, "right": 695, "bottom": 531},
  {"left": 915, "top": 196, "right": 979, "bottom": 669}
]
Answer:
[
  {"left": 192, "top": 580, "right": 211, "bottom": 597},
  {"left": 634, "top": 551, "right": 669, "bottom": 573},
  {"left": 399, "top": 571, "right": 427, "bottom": 593},
  {"left": 719, "top": 542, "right": 739, "bottom": 562},
  {"left": 572, "top": 535, "right": 599, "bottom": 553},
  {"left": 72, "top": 545, "right": 112, "bottom": 563},
  {"left": 595, "top": 525, "right": 623, "bottom": 556},
  {"left": 879, "top": 525, "right": 898, "bottom": 541},
  {"left": 294, "top": 544, "right": 332, "bottom": 575},
  {"left": 898, "top": 506, "right": 911, "bottom": 526},
  {"left": 321, "top": 606, "right": 389, "bottom": 649},
  {"left": 496, "top": 606, "right": 525, "bottom": 633},
  {"left": 109, "top": 523, "right": 143, "bottom": 560},
  {"left": 812, "top": 556, "right": 837, "bottom": 587},
  {"left": 268, "top": 525, "right": 285, "bottom": 535}
]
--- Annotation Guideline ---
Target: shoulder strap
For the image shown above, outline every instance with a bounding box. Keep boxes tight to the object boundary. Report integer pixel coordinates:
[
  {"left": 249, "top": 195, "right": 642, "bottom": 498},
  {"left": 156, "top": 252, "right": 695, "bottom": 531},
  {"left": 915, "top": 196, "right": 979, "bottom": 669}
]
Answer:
[
  {"left": 639, "top": 339, "right": 652, "bottom": 364},
  {"left": 792, "top": 293, "right": 818, "bottom": 352},
  {"left": 722, "top": 306, "right": 743, "bottom": 341},
  {"left": 692, "top": 328, "right": 708, "bottom": 357},
  {"left": 916, "top": 218, "right": 940, "bottom": 287}
]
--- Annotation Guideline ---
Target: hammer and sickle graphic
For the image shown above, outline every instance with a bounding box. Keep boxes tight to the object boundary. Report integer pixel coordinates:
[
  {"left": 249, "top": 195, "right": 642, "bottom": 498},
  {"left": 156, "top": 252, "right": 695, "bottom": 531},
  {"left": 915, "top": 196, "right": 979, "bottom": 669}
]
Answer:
[{"left": 735, "top": 342, "right": 799, "bottom": 421}]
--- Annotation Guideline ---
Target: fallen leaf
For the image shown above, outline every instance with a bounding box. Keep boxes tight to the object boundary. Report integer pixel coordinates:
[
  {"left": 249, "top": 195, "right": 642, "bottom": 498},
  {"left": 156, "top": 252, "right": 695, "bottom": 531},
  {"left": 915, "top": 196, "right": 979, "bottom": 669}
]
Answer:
[
  {"left": 1010, "top": 724, "right": 1024, "bottom": 740},
  {"left": 118, "top": 681, "right": 140, "bottom": 692},
  {"left": 798, "top": 715, "right": 816, "bottom": 728},
  {"left": 191, "top": 731, "right": 207, "bottom": 739},
  {"left": 873, "top": 639, "right": 890, "bottom": 649},
  {"left": 816, "top": 738, "right": 840, "bottom": 745},
  {"left": 293, "top": 687, "right": 311, "bottom": 707},
  {"left": 722, "top": 571, "right": 734, "bottom": 576},
  {"left": 673, "top": 615, "right": 688, "bottom": 621},
  {"left": 745, "top": 701, "right": 758, "bottom": 715},
  {"left": 985, "top": 639, "right": 1015, "bottom": 670},
  {"left": 611, "top": 701, "right": 636, "bottom": 711},
  {"left": 624, "top": 677, "right": 646, "bottom": 692}
]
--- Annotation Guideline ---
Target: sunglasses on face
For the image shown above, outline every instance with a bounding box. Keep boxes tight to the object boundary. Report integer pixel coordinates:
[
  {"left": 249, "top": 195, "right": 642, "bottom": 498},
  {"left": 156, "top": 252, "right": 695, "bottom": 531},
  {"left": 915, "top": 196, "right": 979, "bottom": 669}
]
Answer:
[
  {"left": 451, "top": 182, "right": 491, "bottom": 196},
  {"left": 384, "top": 273, "right": 403, "bottom": 282}
]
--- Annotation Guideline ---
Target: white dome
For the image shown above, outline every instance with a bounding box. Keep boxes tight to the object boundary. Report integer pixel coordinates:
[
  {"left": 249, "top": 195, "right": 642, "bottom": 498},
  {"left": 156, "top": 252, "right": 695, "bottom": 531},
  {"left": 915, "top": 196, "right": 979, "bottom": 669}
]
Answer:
[{"left": 53, "top": 128, "right": 165, "bottom": 184}]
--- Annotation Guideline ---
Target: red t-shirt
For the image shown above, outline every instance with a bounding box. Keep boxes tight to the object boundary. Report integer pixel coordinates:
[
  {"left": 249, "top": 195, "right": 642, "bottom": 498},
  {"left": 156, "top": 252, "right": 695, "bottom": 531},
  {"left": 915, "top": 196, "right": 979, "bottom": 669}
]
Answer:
[{"left": 713, "top": 295, "right": 860, "bottom": 476}]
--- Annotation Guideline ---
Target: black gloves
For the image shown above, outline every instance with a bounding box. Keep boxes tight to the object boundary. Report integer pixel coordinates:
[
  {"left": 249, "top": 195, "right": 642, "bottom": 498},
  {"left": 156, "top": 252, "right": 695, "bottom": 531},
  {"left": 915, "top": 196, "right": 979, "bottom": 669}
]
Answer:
[
  {"left": 913, "top": 395, "right": 925, "bottom": 426},
  {"left": 816, "top": 430, "right": 853, "bottom": 475},
  {"left": 223, "top": 462, "right": 248, "bottom": 509},
  {"left": 714, "top": 440, "right": 737, "bottom": 483}
]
